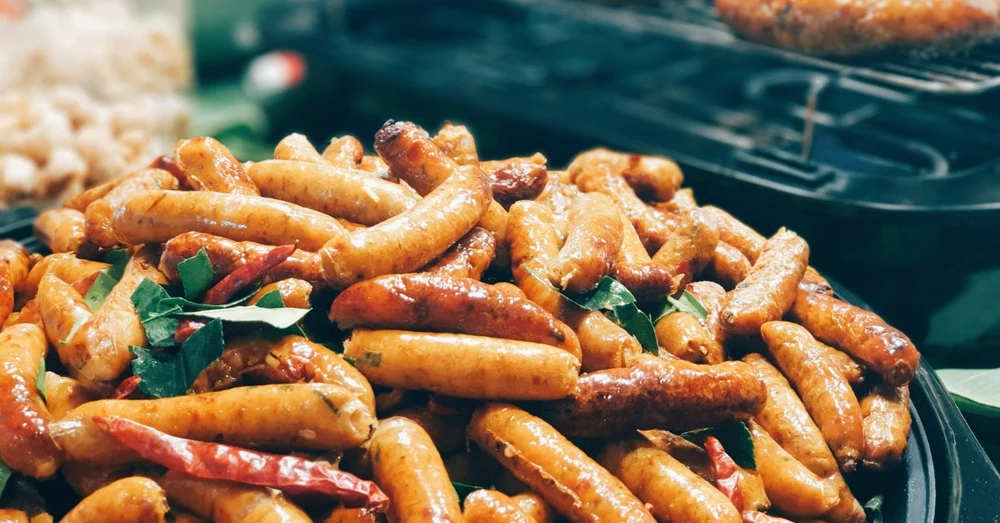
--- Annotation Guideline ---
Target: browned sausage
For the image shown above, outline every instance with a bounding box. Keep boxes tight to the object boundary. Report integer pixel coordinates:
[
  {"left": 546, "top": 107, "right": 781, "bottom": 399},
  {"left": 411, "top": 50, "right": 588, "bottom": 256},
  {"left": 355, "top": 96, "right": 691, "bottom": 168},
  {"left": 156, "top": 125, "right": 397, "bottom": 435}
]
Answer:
[
  {"left": 550, "top": 193, "right": 623, "bottom": 293},
  {"left": 159, "top": 232, "right": 324, "bottom": 286},
  {"left": 569, "top": 148, "right": 683, "bottom": 203},
  {"left": 421, "top": 227, "right": 496, "bottom": 280},
  {"left": 247, "top": 278, "right": 312, "bottom": 308},
  {"left": 790, "top": 291, "right": 920, "bottom": 387},
  {"left": 815, "top": 340, "right": 865, "bottom": 386},
  {"left": 62, "top": 177, "right": 124, "bottom": 212},
  {"left": 0, "top": 509, "right": 29, "bottom": 523},
  {"left": 38, "top": 273, "right": 93, "bottom": 376},
  {"left": 432, "top": 122, "right": 479, "bottom": 166},
  {"left": 469, "top": 403, "right": 656, "bottom": 523},
  {"left": 0, "top": 240, "right": 30, "bottom": 325},
  {"left": 323, "top": 136, "right": 365, "bottom": 168},
  {"left": 480, "top": 154, "right": 548, "bottom": 207},
  {"left": 708, "top": 241, "right": 753, "bottom": 290},
  {"left": 84, "top": 168, "right": 179, "bottom": 248},
  {"left": 396, "top": 406, "right": 468, "bottom": 455},
  {"left": 722, "top": 229, "right": 809, "bottom": 336},
  {"left": 687, "top": 281, "right": 728, "bottom": 363},
  {"left": 651, "top": 208, "right": 719, "bottom": 290},
  {"left": 159, "top": 470, "right": 311, "bottom": 523},
  {"left": 173, "top": 136, "right": 259, "bottom": 195},
  {"left": 320, "top": 506, "right": 381, "bottom": 523},
  {"left": 799, "top": 266, "right": 833, "bottom": 295},
  {"left": 535, "top": 176, "right": 579, "bottom": 236},
  {"left": 21, "top": 253, "right": 107, "bottom": 305},
  {"left": 511, "top": 492, "right": 555, "bottom": 523},
  {"left": 463, "top": 490, "right": 535, "bottom": 523},
  {"left": 273, "top": 133, "right": 326, "bottom": 163},
  {"left": 762, "top": 321, "right": 864, "bottom": 472},
  {"left": 655, "top": 310, "right": 719, "bottom": 363},
  {"left": 701, "top": 206, "right": 766, "bottom": 262},
  {"left": 748, "top": 421, "right": 840, "bottom": 518},
  {"left": 536, "top": 355, "right": 765, "bottom": 437},
  {"left": 33, "top": 209, "right": 87, "bottom": 253},
  {"left": 330, "top": 273, "right": 581, "bottom": 359},
  {"left": 613, "top": 211, "right": 676, "bottom": 300},
  {"left": 62, "top": 477, "right": 168, "bottom": 523},
  {"left": 861, "top": 383, "right": 911, "bottom": 470}
]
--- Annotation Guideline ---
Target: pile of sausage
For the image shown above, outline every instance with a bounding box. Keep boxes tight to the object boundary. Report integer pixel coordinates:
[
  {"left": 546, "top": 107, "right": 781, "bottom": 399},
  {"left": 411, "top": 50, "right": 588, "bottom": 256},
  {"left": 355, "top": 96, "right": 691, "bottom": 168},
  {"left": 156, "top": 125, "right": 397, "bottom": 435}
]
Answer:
[{"left": 3, "top": 119, "right": 921, "bottom": 522}]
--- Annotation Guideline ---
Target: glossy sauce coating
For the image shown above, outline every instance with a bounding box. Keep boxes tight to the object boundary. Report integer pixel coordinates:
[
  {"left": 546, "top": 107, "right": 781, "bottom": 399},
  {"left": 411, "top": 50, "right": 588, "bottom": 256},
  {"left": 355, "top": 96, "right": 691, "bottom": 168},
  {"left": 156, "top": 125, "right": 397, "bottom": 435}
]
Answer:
[
  {"left": 480, "top": 154, "right": 548, "bottom": 207},
  {"left": 173, "top": 136, "right": 259, "bottom": 195},
  {"left": 323, "top": 136, "right": 365, "bottom": 168},
  {"left": 159, "top": 232, "right": 324, "bottom": 286},
  {"left": 33, "top": 208, "right": 87, "bottom": 253},
  {"left": 432, "top": 122, "right": 479, "bottom": 166},
  {"left": 815, "top": 340, "right": 865, "bottom": 386},
  {"left": 37, "top": 273, "right": 92, "bottom": 379},
  {"left": 550, "top": 193, "right": 623, "bottom": 293},
  {"left": 655, "top": 310, "right": 719, "bottom": 363},
  {"left": 709, "top": 241, "right": 752, "bottom": 290},
  {"left": 84, "top": 168, "right": 179, "bottom": 248},
  {"left": 462, "top": 489, "right": 536, "bottom": 523},
  {"left": 861, "top": 384, "right": 911, "bottom": 470},
  {"left": 613, "top": 211, "right": 675, "bottom": 300},
  {"left": 0, "top": 240, "right": 31, "bottom": 325},
  {"left": 61, "top": 477, "right": 169, "bottom": 523},
  {"left": 21, "top": 253, "right": 107, "bottom": 304},
  {"left": 159, "top": 471, "right": 311, "bottom": 523},
  {"left": 701, "top": 206, "right": 766, "bottom": 262},
  {"left": 651, "top": 207, "right": 719, "bottom": 289},
  {"left": 570, "top": 148, "right": 683, "bottom": 203},
  {"left": 748, "top": 421, "right": 840, "bottom": 517},
  {"left": 686, "top": 281, "right": 729, "bottom": 364},
  {"left": 421, "top": 227, "right": 496, "bottom": 280},
  {"left": 511, "top": 491, "right": 555, "bottom": 523},
  {"left": 273, "top": 133, "right": 326, "bottom": 163},
  {"left": 247, "top": 278, "right": 312, "bottom": 309}
]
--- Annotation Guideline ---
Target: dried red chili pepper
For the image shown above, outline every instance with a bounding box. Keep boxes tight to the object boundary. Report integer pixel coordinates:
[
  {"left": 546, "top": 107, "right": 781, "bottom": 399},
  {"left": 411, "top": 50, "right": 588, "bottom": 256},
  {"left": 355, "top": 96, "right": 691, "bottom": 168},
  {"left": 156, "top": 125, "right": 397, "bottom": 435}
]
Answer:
[
  {"left": 704, "top": 435, "right": 744, "bottom": 513},
  {"left": 202, "top": 244, "right": 296, "bottom": 305},
  {"left": 92, "top": 416, "right": 389, "bottom": 511},
  {"left": 174, "top": 319, "right": 208, "bottom": 344},
  {"left": 113, "top": 376, "right": 143, "bottom": 399},
  {"left": 71, "top": 272, "right": 101, "bottom": 296}
]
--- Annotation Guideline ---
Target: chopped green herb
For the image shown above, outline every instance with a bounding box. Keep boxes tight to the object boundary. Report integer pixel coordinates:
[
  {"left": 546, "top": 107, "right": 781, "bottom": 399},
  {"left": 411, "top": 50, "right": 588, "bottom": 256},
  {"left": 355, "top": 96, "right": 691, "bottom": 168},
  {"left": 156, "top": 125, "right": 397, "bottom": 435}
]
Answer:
[
  {"left": 104, "top": 248, "right": 130, "bottom": 267},
  {"left": 681, "top": 422, "right": 756, "bottom": 470},
  {"left": 607, "top": 303, "right": 658, "bottom": 355},
  {"left": 179, "top": 305, "right": 310, "bottom": 330},
  {"left": 131, "top": 319, "right": 225, "bottom": 398},
  {"left": 654, "top": 290, "right": 708, "bottom": 322},
  {"left": 35, "top": 359, "right": 46, "bottom": 401},
  {"left": 131, "top": 278, "right": 183, "bottom": 347},
  {"left": 354, "top": 351, "right": 382, "bottom": 368},
  {"left": 159, "top": 292, "right": 256, "bottom": 310},
  {"left": 83, "top": 271, "right": 120, "bottom": 312},
  {"left": 253, "top": 290, "right": 285, "bottom": 309},
  {"left": 177, "top": 248, "right": 213, "bottom": 301},
  {"left": 316, "top": 391, "right": 340, "bottom": 415},
  {"left": 60, "top": 312, "right": 87, "bottom": 345}
]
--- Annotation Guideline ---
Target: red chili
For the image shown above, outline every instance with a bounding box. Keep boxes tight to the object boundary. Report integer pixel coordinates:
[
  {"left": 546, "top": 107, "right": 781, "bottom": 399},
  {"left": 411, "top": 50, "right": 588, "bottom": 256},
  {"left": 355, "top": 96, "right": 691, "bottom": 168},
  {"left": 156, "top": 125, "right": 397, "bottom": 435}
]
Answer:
[
  {"left": 174, "top": 319, "right": 208, "bottom": 344},
  {"left": 113, "top": 376, "right": 143, "bottom": 399},
  {"left": 202, "top": 244, "right": 296, "bottom": 305},
  {"left": 704, "top": 436, "right": 744, "bottom": 513},
  {"left": 72, "top": 272, "right": 101, "bottom": 296},
  {"left": 92, "top": 416, "right": 389, "bottom": 511}
]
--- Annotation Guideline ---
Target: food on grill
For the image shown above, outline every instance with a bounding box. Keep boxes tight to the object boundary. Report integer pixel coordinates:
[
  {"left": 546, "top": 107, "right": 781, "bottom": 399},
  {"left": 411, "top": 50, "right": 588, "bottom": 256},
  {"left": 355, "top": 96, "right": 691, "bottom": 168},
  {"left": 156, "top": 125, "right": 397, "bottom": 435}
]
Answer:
[
  {"left": 0, "top": 121, "right": 919, "bottom": 522},
  {"left": 715, "top": 0, "right": 1000, "bottom": 56}
]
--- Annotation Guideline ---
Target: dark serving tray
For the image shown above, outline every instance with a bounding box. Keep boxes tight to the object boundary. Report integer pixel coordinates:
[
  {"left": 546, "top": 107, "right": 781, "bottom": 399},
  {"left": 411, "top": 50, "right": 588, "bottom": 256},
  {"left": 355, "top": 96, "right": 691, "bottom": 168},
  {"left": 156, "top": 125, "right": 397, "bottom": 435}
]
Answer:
[{"left": 2, "top": 206, "right": 998, "bottom": 521}]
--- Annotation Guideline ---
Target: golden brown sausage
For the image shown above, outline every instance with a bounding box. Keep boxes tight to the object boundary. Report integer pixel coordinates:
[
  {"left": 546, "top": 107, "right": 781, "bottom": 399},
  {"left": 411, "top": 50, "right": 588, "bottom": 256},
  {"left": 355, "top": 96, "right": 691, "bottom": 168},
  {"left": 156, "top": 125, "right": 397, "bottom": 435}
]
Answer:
[
  {"left": 43, "top": 372, "right": 95, "bottom": 420},
  {"left": 790, "top": 290, "right": 920, "bottom": 387},
  {"left": 360, "top": 155, "right": 392, "bottom": 177},
  {"left": 613, "top": 211, "right": 675, "bottom": 300},
  {"left": 701, "top": 206, "right": 766, "bottom": 262},
  {"left": 815, "top": 340, "right": 865, "bottom": 386},
  {"left": 687, "top": 280, "right": 728, "bottom": 363},
  {"left": 37, "top": 273, "right": 92, "bottom": 379},
  {"left": 748, "top": 421, "right": 840, "bottom": 518},
  {"left": 535, "top": 176, "right": 579, "bottom": 236},
  {"left": 343, "top": 330, "right": 579, "bottom": 400},
  {"left": 247, "top": 160, "right": 420, "bottom": 226},
  {"left": 33, "top": 208, "right": 87, "bottom": 254},
  {"left": 480, "top": 154, "right": 548, "bottom": 207},
  {"left": 320, "top": 506, "right": 381, "bottom": 523},
  {"left": 536, "top": 355, "right": 765, "bottom": 437},
  {"left": 112, "top": 190, "right": 347, "bottom": 250},
  {"left": 0, "top": 324, "right": 61, "bottom": 478},
  {"left": 173, "top": 136, "right": 259, "bottom": 195},
  {"left": 655, "top": 309, "right": 719, "bottom": 363},
  {"left": 50, "top": 383, "right": 375, "bottom": 464},
  {"left": 396, "top": 406, "right": 467, "bottom": 455},
  {"left": 370, "top": 417, "right": 462, "bottom": 523},
  {"left": 62, "top": 177, "right": 124, "bottom": 213},
  {"left": 159, "top": 232, "right": 324, "bottom": 286},
  {"left": 651, "top": 207, "right": 719, "bottom": 288},
  {"left": 21, "top": 253, "right": 107, "bottom": 305},
  {"left": 273, "top": 133, "right": 326, "bottom": 163},
  {"left": 330, "top": 273, "right": 581, "bottom": 359},
  {"left": 708, "top": 241, "right": 753, "bottom": 290},
  {"left": 470, "top": 403, "right": 655, "bottom": 522},
  {"left": 722, "top": 229, "right": 809, "bottom": 336},
  {"left": 189, "top": 335, "right": 375, "bottom": 413},
  {"left": 762, "top": 321, "right": 864, "bottom": 472},
  {"left": 569, "top": 148, "right": 683, "bottom": 203},
  {"left": 84, "top": 168, "right": 179, "bottom": 248},
  {"left": 61, "top": 477, "right": 169, "bottom": 523},
  {"left": 0, "top": 510, "right": 29, "bottom": 523},
  {"left": 860, "top": 384, "right": 911, "bottom": 470},
  {"left": 159, "top": 471, "right": 311, "bottom": 523},
  {"left": 432, "top": 122, "right": 479, "bottom": 166},
  {"left": 799, "top": 266, "right": 833, "bottom": 295},
  {"left": 462, "top": 490, "right": 535, "bottom": 523},
  {"left": 0, "top": 240, "right": 30, "bottom": 325},
  {"left": 247, "top": 278, "right": 312, "bottom": 309},
  {"left": 601, "top": 438, "right": 742, "bottom": 523},
  {"left": 421, "top": 227, "right": 496, "bottom": 280},
  {"left": 550, "top": 193, "right": 623, "bottom": 293},
  {"left": 323, "top": 136, "right": 365, "bottom": 168}
]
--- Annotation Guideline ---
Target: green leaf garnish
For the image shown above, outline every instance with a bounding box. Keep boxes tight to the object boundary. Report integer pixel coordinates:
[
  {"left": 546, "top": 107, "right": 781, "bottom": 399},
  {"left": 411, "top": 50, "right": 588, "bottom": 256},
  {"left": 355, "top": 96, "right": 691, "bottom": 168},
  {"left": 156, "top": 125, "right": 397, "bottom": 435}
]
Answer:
[
  {"left": 131, "top": 278, "right": 182, "bottom": 347},
  {"left": 83, "top": 271, "right": 120, "bottom": 312},
  {"left": 60, "top": 311, "right": 88, "bottom": 345},
  {"left": 566, "top": 276, "right": 636, "bottom": 310},
  {"left": 177, "top": 248, "right": 213, "bottom": 301},
  {"left": 159, "top": 292, "right": 256, "bottom": 310},
  {"left": 131, "top": 319, "right": 225, "bottom": 398},
  {"left": 178, "top": 306, "right": 310, "bottom": 330},
  {"left": 253, "top": 290, "right": 285, "bottom": 309},
  {"left": 104, "top": 248, "right": 130, "bottom": 268},
  {"left": 654, "top": 290, "right": 708, "bottom": 322},
  {"left": 453, "top": 481, "right": 489, "bottom": 503},
  {"left": 864, "top": 493, "right": 884, "bottom": 523},
  {"left": 0, "top": 460, "right": 9, "bottom": 499},
  {"left": 607, "top": 303, "right": 658, "bottom": 355},
  {"left": 681, "top": 422, "right": 756, "bottom": 470},
  {"left": 936, "top": 368, "right": 1000, "bottom": 418},
  {"left": 36, "top": 359, "right": 46, "bottom": 401}
]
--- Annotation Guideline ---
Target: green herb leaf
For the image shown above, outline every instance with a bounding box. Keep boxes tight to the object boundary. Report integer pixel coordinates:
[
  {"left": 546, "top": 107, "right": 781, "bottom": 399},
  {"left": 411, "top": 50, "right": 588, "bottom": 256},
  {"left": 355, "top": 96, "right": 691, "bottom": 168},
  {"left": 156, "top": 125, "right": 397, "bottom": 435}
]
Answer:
[
  {"left": 104, "top": 248, "right": 130, "bottom": 267},
  {"left": 608, "top": 303, "right": 658, "bottom": 355},
  {"left": 351, "top": 351, "right": 382, "bottom": 368},
  {"left": 131, "top": 319, "right": 225, "bottom": 398},
  {"left": 453, "top": 481, "right": 488, "bottom": 503},
  {"left": 864, "top": 493, "right": 884, "bottom": 523},
  {"left": 177, "top": 248, "right": 213, "bottom": 301},
  {"left": 654, "top": 290, "right": 708, "bottom": 322},
  {"left": 83, "top": 271, "right": 120, "bottom": 312},
  {"left": 681, "top": 422, "right": 756, "bottom": 470},
  {"left": 159, "top": 292, "right": 256, "bottom": 310},
  {"left": 131, "top": 278, "right": 183, "bottom": 348},
  {"left": 254, "top": 290, "right": 285, "bottom": 309},
  {"left": 60, "top": 311, "right": 88, "bottom": 345},
  {"left": 565, "top": 276, "right": 636, "bottom": 311},
  {"left": 35, "top": 359, "right": 46, "bottom": 401},
  {"left": 936, "top": 368, "right": 1000, "bottom": 418},
  {"left": 179, "top": 306, "right": 310, "bottom": 330},
  {"left": 0, "top": 460, "right": 9, "bottom": 499}
]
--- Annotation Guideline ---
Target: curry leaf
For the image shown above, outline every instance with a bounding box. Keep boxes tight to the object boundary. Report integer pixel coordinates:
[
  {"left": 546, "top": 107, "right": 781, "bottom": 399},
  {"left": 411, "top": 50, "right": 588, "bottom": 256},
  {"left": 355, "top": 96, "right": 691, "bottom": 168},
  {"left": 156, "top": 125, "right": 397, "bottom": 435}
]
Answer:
[
  {"left": 177, "top": 248, "right": 213, "bottom": 301},
  {"left": 83, "top": 271, "right": 120, "bottom": 312},
  {"left": 608, "top": 303, "right": 658, "bottom": 355},
  {"left": 681, "top": 422, "right": 756, "bottom": 470},
  {"left": 565, "top": 276, "right": 636, "bottom": 310},
  {"left": 131, "top": 319, "right": 225, "bottom": 398},
  {"left": 253, "top": 290, "right": 285, "bottom": 309},
  {"left": 131, "top": 278, "right": 183, "bottom": 348},
  {"left": 654, "top": 290, "right": 708, "bottom": 322},
  {"left": 936, "top": 368, "right": 1000, "bottom": 418},
  {"left": 178, "top": 306, "right": 310, "bottom": 329},
  {"left": 159, "top": 292, "right": 256, "bottom": 310}
]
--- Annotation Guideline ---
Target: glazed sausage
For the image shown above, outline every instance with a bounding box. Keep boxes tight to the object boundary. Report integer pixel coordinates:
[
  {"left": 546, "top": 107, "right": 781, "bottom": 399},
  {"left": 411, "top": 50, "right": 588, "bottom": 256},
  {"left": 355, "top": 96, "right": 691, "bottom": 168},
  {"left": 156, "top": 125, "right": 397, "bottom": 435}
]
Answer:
[
  {"left": 159, "top": 232, "right": 324, "bottom": 286},
  {"left": 343, "top": 330, "right": 579, "bottom": 400},
  {"left": 370, "top": 417, "right": 462, "bottom": 523},
  {"left": 320, "top": 506, "right": 380, "bottom": 523},
  {"left": 112, "top": 190, "right": 348, "bottom": 251},
  {"left": 43, "top": 372, "right": 95, "bottom": 420},
  {"left": 708, "top": 241, "right": 752, "bottom": 290},
  {"left": 762, "top": 321, "right": 864, "bottom": 472},
  {"left": 84, "top": 168, "right": 179, "bottom": 248},
  {"left": 601, "top": 438, "right": 741, "bottom": 523},
  {"left": 50, "top": 383, "right": 375, "bottom": 464},
  {"left": 189, "top": 335, "right": 376, "bottom": 413},
  {"left": 0, "top": 510, "right": 29, "bottom": 523},
  {"left": 687, "top": 281, "right": 728, "bottom": 363},
  {"left": 0, "top": 240, "right": 30, "bottom": 325},
  {"left": 536, "top": 355, "right": 765, "bottom": 437},
  {"left": 722, "top": 229, "right": 809, "bottom": 336},
  {"left": 655, "top": 309, "right": 719, "bottom": 363},
  {"left": 330, "top": 273, "right": 581, "bottom": 359},
  {"left": 480, "top": 154, "right": 548, "bottom": 207},
  {"left": 536, "top": 177, "right": 579, "bottom": 237},
  {"left": 396, "top": 406, "right": 468, "bottom": 455},
  {"left": 650, "top": 207, "right": 719, "bottom": 289},
  {"left": 550, "top": 193, "right": 623, "bottom": 293},
  {"left": 815, "top": 340, "right": 865, "bottom": 386},
  {"left": 748, "top": 421, "right": 840, "bottom": 518},
  {"left": 432, "top": 122, "right": 479, "bottom": 166},
  {"left": 247, "top": 160, "right": 420, "bottom": 226},
  {"left": 799, "top": 266, "right": 833, "bottom": 295},
  {"left": 21, "top": 253, "right": 107, "bottom": 304},
  {"left": 173, "top": 136, "right": 259, "bottom": 195},
  {"left": 860, "top": 384, "right": 911, "bottom": 470},
  {"left": 247, "top": 278, "right": 312, "bottom": 308},
  {"left": 61, "top": 477, "right": 169, "bottom": 523},
  {"left": 463, "top": 490, "right": 535, "bottom": 523},
  {"left": 790, "top": 290, "right": 919, "bottom": 387},
  {"left": 37, "top": 273, "right": 92, "bottom": 376},
  {"left": 701, "top": 206, "right": 766, "bottom": 262},
  {"left": 159, "top": 470, "right": 311, "bottom": 523},
  {"left": 33, "top": 208, "right": 87, "bottom": 253},
  {"left": 273, "top": 133, "right": 326, "bottom": 163},
  {"left": 323, "top": 136, "right": 365, "bottom": 168},
  {"left": 569, "top": 148, "right": 683, "bottom": 203},
  {"left": 62, "top": 177, "right": 124, "bottom": 212},
  {"left": 613, "top": 211, "right": 675, "bottom": 300},
  {"left": 469, "top": 403, "right": 656, "bottom": 523},
  {"left": 421, "top": 227, "right": 496, "bottom": 280},
  {"left": 320, "top": 163, "right": 491, "bottom": 288},
  {"left": 0, "top": 324, "right": 61, "bottom": 478},
  {"left": 511, "top": 492, "right": 555, "bottom": 523}
]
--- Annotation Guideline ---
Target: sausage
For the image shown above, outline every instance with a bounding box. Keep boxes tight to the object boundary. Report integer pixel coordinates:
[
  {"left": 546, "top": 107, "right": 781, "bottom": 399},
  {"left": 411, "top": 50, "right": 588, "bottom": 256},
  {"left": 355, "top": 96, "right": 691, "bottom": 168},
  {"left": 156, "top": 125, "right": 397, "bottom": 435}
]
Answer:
[
  {"left": 190, "top": 335, "right": 376, "bottom": 412},
  {"left": 761, "top": 321, "right": 864, "bottom": 472},
  {"left": 173, "top": 136, "right": 259, "bottom": 195},
  {"left": 508, "top": 201, "right": 641, "bottom": 371},
  {"left": 799, "top": 266, "right": 833, "bottom": 295},
  {"left": 511, "top": 492, "right": 555, "bottom": 523},
  {"left": 21, "top": 253, "right": 107, "bottom": 304},
  {"left": 44, "top": 372, "right": 95, "bottom": 420},
  {"left": 273, "top": 133, "right": 326, "bottom": 163},
  {"left": 600, "top": 438, "right": 742, "bottom": 523},
  {"left": 0, "top": 510, "right": 28, "bottom": 523},
  {"left": 536, "top": 177, "right": 579, "bottom": 237},
  {"left": 462, "top": 490, "right": 535, "bottom": 523},
  {"left": 61, "top": 477, "right": 169, "bottom": 523},
  {"left": 320, "top": 506, "right": 380, "bottom": 523},
  {"left": 33, "top": 208, "right": 87, "bottom": 253},
  {"left": 655, "top": 309, "right": 719, "bottom": 363},
  {"left": 396, "top": 406, "right": 467, "bottom": 455},
  {"left": 0, "top": 240, "right": 30, "bottom": 325},
  {"left": 568, "top": 148, "right": 683, "bottom": 203},
  {"left": 37, "top": 273, "right": 92, "bottom": 377},
  {"left": 247, "top": 160, "right": 420, "bottom": 226},
  {"left": 343, "top": 330, "right": 579, "bottom": 400},
  {"left": 480, "top": 154, "right": 548, "bottom": 207},
  {"left": 330, "top": 273, "right": 581, "bottom": 359},
  {"left": 112, "top": 190, "right": 348, "bottom": 251},
  {"left": 0, "top": 324, "right": 61, "bottom": 478},
  {"left": 369, "top": 417, "right": 462, "bottom": 523},
  {"left": 84, "top": 168, "right": 179, "bottom": 248},
  {"left": 550, "top": 193, "right": 623, "bottom": 293},
  {"left": 536, "top": 355, "right": 765, "bottom": 437},
  {"left": 432, "top": 122, "right": 479, "bottom": 166},
  {"left": 748, "top": 421, "right": 840, "bottom": 518},
  {"left": 860, "top": 384, "right": 911, "bottom": 470},
  {"left": 701, "top": 206, "right": 766, "bottom": 262},
  {"left": 651, "top": 207, "right": 719, "bottom": 288},
  {"left": 248, "top": 278, "right": 312, "bottom": 308},
  {"left": 790, "top": 290, "right": 919, "bottom": 387},
  {"left": 469, "top": 403, "right": 656, "bottom": 523},
  {"left": 159, "top": 232, "right": 324, "bottom": 286},
  {"left": 708, "top": 241, "right": 752, "bottom": 290},
  {"left": 613, "top": 211, "right": 675, "bottom": 301},
  {"left": 159, "top": 470, "right": 311, "bottom": 523},
  {"left": 323, "top": 136, "right": 365, "bottom": 168},
  {"left": 320, "top": 164, "right": 491, "bottom": 288},
  {"left": 687, "top": 281, "right": 728, "bottom": 363},
  {"left": 359, "top": 155, "right": 392, "bottom": 178},
  {"left": 421, "top": 227, "right": 496, "bottom": 280},
  {"left": 815, "top": 340, "right": 865, "bottom": 386},
  {"left": 62, "top": 177, "right": 124, "bottom": 212},
  {"left": 722, "top": 229, "right": 809, "bottom": 336},
  {"left": 50, "top": 383, "right": 375, "bottom": 464}
]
